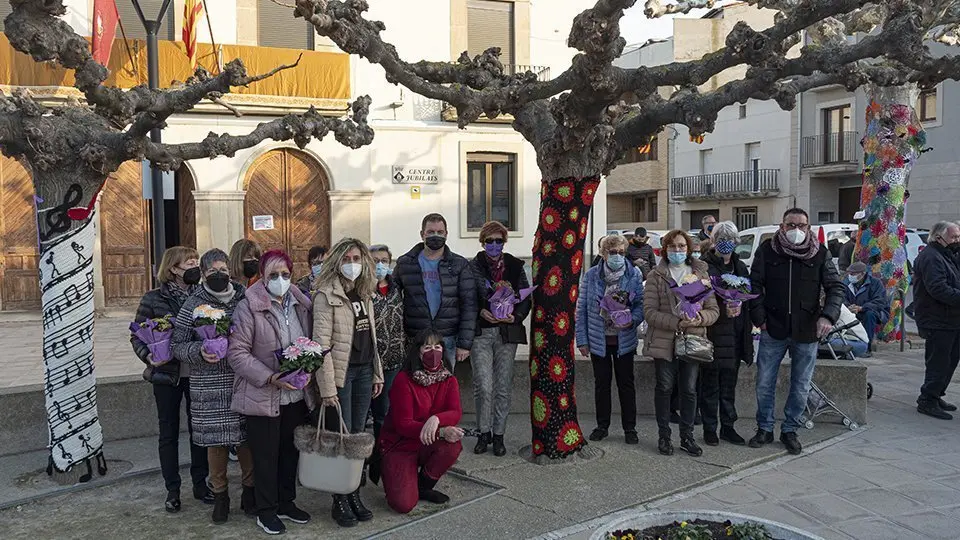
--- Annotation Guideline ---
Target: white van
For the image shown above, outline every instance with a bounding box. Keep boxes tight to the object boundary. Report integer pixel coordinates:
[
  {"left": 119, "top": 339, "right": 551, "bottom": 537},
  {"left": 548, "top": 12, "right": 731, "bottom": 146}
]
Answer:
[{"left": 736, "top": 224, "right": 859, "bottom": 271}]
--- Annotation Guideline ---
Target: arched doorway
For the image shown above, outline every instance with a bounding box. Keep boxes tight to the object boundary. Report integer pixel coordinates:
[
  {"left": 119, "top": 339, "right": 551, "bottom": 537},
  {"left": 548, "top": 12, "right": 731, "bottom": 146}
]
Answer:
[
  {"left": 243, "top": 149, "right": 331, "bottom": 277},
  {"left": 99, "top": 162, "right": 152, "bottom": 307},
  {"left": 0, "top": 156, "right": 41, "bottom": 310}
]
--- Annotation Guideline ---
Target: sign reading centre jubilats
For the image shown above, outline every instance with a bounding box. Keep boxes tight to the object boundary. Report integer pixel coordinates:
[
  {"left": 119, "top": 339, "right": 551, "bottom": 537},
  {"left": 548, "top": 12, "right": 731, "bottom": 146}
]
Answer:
[{"left": 392, "top": 165, "right": 440, "bottom": 184}]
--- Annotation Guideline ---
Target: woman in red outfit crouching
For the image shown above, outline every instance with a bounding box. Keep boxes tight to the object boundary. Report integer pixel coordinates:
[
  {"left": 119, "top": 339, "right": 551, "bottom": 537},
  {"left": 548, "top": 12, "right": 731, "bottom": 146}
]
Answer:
[{"left": 378, "top": 329, "right": 464, "bottom": 513}]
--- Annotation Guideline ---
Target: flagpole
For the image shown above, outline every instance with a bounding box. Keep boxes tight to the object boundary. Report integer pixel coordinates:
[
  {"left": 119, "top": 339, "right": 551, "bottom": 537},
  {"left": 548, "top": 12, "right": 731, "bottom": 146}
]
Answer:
[
  {"left": 200, "top": 0, "right": 220, "bottom": 74},
  {"left": 115, "top": 12, "right": 137, "bottom": 78}
]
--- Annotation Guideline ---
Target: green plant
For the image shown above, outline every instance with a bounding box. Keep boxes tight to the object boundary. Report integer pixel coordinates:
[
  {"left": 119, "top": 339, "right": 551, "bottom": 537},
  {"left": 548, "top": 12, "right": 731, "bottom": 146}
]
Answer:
[
  {"left": 664, "top": 521, "right": 712, "bottom": 540},
  {"left": 726, "top": 521, "right": 774, "bottom": 540}
]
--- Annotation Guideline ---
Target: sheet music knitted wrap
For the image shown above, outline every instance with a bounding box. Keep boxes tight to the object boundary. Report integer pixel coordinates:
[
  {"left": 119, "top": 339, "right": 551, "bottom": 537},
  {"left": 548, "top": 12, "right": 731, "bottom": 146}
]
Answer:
[{"left": 39, "top": 213, "right": 103, "bottom": 472}]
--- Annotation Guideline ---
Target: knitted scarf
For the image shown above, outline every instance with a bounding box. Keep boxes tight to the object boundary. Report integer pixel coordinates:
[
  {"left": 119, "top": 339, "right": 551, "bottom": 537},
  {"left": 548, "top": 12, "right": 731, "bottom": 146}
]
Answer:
[
  {"left": 412, "top": 368, "right": 453, "bottom": 387},
  {"left": 771, "top": 228, "right": 820, "bottom": 260},
  {"left": 486, "top": 255, "right": 505, "bottom": 283}
]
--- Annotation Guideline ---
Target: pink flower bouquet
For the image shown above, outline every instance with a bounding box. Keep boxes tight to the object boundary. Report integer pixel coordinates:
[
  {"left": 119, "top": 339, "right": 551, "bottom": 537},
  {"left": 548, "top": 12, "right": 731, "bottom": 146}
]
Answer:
[
  {"left": 130, "top": 314, "right": 174, "bottom": 365},
  {"left": 276, "top": 337, "right": 329, "bottom": 390},
  {"left": 488, "top": 280, "right": 537, "bottom": 321},
  {"left": 192, "top": 304, "right": 233, "bottom": 360},
  {"left": 600, "top": 290, "right": 634, "bottom": 329},
  {"left": 669, "top": 274, "right": 714, "bottom": 320}
]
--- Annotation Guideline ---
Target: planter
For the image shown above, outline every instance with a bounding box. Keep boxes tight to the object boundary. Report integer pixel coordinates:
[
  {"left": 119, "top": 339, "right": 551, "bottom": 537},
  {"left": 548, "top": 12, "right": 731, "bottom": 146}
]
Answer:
[{"left": 590, "top": 510, "right": 825, "bottom": 540}]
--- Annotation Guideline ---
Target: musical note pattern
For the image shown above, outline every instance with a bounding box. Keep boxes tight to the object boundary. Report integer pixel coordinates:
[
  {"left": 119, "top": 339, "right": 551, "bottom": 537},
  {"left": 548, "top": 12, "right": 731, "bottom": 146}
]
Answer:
[{"left": 37, "top": 207, "right": 104, "bottom": 474}]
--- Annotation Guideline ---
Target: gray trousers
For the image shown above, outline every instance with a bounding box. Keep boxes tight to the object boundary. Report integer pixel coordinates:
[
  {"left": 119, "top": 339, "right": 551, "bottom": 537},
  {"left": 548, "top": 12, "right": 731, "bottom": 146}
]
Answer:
[{"left": 471, "top": 327, "right": 518, "bottom": 435}]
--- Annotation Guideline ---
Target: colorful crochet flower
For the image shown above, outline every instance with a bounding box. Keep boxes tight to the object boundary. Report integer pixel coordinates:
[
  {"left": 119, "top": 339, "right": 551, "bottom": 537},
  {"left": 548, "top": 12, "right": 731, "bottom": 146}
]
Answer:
[
  {"left": 571, "top": 250, "right": 583, "bottom": 275},
  {"left": 531, "top": 391, "right": 550, "bottom": 428},
  {"left": 541, "top": 208, "right": 561, "bottom": 233},
  {"left": 533, "top": 330, "right": 546, "bottom": 352},
  {"left": 569, "top": 284, "right": 579, "bottom": 304},
  {"left": 558, "top": 394, "right": 570, "bottom": 410},
  {"left": 543, "top": 266, "right": 563, "bottom": 296},
  {"left": 581, "top": 184, "right": 596, "bottom": 206},
  {"left": 553, "top": 312, "right": 571, "bottom": 336},
  {"left": 542, "top": 240, "right": 557, "bottom": 257},
  {"left": 532, "top": 440, "right": 544, "bottom": 455},
  {"left": 554, "top": 181, "right": 575, "bottom": 203},
  {"left": 562, "top": 229, "right": 577, "bottom": 250},
  {"left": 556, "top": 421, "right": 583, "bottom": 454},
  {"left": 530, "top": 359, "right": 539, "bottom": 380},
  {"left": 534, "top": 306, "right": 546, "bottom": 322},
  {"left": 568, "top": 207, "right": 580, "bottom": 222},
  {"left": 548, "top": 356, "right": 567, "bottom": 383}
]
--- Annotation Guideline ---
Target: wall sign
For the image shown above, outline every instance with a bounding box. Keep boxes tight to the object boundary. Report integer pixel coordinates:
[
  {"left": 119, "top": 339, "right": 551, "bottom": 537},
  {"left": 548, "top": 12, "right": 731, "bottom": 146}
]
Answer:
[
  {"left": 392, "top": 165, "right": 439, "bottom": 184},
  {"left": 252, "top": 215, "right": 275, "bottom": 231}
]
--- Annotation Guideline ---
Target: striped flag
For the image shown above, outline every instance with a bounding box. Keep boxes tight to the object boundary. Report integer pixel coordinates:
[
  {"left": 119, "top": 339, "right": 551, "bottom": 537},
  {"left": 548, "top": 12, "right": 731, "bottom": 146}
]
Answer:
[
  {"left": 183, "top": 0, "right": 204, "bottom": 69},
  {"left": 690, "top": 133, "right": 705, "bottom": 144}
]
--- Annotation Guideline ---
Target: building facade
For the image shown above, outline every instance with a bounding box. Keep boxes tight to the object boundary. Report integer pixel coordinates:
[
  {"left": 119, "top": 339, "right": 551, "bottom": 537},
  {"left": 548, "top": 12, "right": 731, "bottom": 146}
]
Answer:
[{"left": 0, "top": 0, "right": 606, "bottom": 313}]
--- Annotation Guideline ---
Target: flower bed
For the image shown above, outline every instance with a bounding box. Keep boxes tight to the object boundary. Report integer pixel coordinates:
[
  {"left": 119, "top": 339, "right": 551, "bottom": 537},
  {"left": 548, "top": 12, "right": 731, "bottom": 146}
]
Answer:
[{"left": 590, "top": 511, "right": 823, "bottom": 540}]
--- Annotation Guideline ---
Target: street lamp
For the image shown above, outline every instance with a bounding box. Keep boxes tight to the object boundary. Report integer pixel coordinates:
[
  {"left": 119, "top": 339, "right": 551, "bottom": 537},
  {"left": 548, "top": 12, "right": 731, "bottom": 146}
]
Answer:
[{"left": 131, "top": 0, "right": 172, "bottom": 284}]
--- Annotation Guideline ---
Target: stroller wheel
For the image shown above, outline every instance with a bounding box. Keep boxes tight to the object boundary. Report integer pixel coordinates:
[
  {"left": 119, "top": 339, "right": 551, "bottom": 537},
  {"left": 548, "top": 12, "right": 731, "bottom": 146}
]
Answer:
[
  {"left": 866, "top": 382, "right": 873, "bottom": 400},
  {"left": 804, "top": 420, "right": 815, "bottom": 430},
  {"left": 849, "top": 422, "right": 859, "bottom": 430},
  {"left": 842, "top": 418, "right": 851, "bottom": 427}
]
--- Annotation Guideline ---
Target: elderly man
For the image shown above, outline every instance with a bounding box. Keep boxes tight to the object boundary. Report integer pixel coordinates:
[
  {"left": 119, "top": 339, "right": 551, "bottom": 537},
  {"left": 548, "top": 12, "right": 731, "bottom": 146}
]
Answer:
[
  {"left": 843, "top": 261, "right": 889, "bottom": 357},
  {"left": 749, "top": 208, "right": 845, "bottom": 454},
  {"left": 913, "top": 221, "right": 960, "bottom": 420},
  {"left": 698, "top": 215, "right": 717, "bottom": 242}
]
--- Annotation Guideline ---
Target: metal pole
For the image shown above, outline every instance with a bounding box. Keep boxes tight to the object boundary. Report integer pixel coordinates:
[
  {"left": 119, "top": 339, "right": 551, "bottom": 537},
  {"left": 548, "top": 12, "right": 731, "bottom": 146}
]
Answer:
[{"left": 146, "top": 21, "right": 165, "bottom": 284}]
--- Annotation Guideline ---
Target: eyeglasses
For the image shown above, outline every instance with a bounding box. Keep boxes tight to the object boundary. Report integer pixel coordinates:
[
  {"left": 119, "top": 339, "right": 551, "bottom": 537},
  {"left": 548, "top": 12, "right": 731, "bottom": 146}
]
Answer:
[
  {"left": 483, "top": 238, "right": 505, "bottom": 245},
  {"left": 607, "top": 249, "right": 626, "bottom": 256},
  {"left": 783, "top": 222, "right": 809, "bottom": 230},
  {"left": 267, "top": 271, "right": 291, "bottom": 280}
]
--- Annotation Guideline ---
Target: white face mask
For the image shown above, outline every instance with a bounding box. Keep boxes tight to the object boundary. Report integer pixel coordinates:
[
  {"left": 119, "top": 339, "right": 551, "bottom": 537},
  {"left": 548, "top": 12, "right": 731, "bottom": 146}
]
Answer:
[
  {"left": 785, "top": 228, "right": 806, "bottom": 245},
  {"left": 341, "top": 263, "right": 362, "bottom": 281},
  {"left": 267, "top": 276, "right": 291, "bottom": 297}
]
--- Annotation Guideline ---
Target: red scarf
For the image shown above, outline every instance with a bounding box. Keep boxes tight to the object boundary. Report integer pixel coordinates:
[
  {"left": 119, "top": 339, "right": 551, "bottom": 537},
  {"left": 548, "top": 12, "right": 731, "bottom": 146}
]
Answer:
[{"left": 487, "top": 255, "right": 505, "bottom": 283}]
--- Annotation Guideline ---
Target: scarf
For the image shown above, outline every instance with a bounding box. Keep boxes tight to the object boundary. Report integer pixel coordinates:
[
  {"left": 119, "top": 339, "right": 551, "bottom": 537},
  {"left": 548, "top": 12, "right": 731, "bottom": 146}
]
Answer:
[
  {"left": 602, "top": 263, "right": 625, "bottom": 297},
  {"left": 203, "top": 282, "right": 237, "bottom": 304},
  {"left": 411, "top": 368, "right": 453, "bottom": 387},
  {"left": 165, "top": 281, "right": 192, "bottom": 309},
  {"left": 771, "top": 228, "right": 820, "bottom": 261},
  {"left": 486, "top": 255, "right": 505, "bottom": 283}
]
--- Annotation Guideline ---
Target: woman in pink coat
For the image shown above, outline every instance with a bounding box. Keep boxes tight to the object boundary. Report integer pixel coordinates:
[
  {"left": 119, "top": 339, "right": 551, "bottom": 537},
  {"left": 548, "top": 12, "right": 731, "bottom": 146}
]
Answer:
[{"left": 228, "top": 249, "right": 316, "bottom": 535}]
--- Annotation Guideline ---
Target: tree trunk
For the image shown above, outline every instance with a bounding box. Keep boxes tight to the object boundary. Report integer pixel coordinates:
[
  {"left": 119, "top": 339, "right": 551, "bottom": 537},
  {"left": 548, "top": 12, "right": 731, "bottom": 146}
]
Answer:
[
  {"left": 528, "top": 176, "right": 599, "bottom": 459},
  {"left": 855, "top": 84, "right": 925, "bottom": 342},
  {"left": 34, "top": 169, "right": 107, "bottom": 480}
]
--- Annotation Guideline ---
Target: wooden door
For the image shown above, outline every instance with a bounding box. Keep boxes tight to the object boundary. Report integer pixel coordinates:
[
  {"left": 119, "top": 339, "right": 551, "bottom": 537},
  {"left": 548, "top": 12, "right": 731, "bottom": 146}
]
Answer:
[
  {"left": 100, "top": 162, "right": 152, "bottom": 307},
  {"left": 244, "top": 149, "right": 330, "bottom": 278},
  {"left": 0, "top": 157, "right": 42, "bottom": 310},
  {"left": 176, "top": 168, "right": 197, "bottom": 249}
]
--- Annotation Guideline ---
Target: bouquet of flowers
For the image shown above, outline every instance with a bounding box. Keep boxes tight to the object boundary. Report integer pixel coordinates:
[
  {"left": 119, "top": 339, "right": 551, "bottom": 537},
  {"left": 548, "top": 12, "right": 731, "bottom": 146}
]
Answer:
[
  {"left": 130, "top": 314, "right": 175, "bottom": 365},
  {"left": 599, "top": 289, "right": 635, "bottom": 329},
  {"left": 487, "top": 280, "right": 537, "bottom": 321},
  {"left": 670, "top": 274, "right": 715, "bottom": 320},
  {"left": 275, "top": 337, "right": 329, "bottom": 389},
  {"left": 710, "top": 274, "right": 759, "bottom": 312},
  {"left": 192, "top": 304, "right": 233, "bottom": 360}
]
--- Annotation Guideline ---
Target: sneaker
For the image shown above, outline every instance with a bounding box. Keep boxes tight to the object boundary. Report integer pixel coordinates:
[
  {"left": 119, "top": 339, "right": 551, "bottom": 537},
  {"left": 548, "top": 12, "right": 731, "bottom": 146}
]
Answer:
[
  {"left": 164, "top": 490, "right": 181, "bottom": 513},
  {"left": 588, "top": 427, "right": 608, "bottom": 441},
  {"left": 748, "top": 429, "right": 774, "bottom": 448},
  {"left": 939, "top": 399, "right": 958, "bottom": 412},
  {"left": 680, "top": 437, "right": 703, "bottom": 457},
  {"left": 624, "top": 431, "right": 639, "bottom": 445},
  {"left": 780, "top": 431, "right": 802, "bottom": 455},
  {"left": 658, "top": 437, "right": 674, "bottom": 456},
  {"left": 278, "top": 503, "right": 311, "bottom": 524},
  {"left": 719, "top": 426, "right": 746, "bottom": 446},
  {"left": 193, "top": 484, "right": 215, "bottom": 505},
  {"left": 257, "top": 515, "right": 286, "bottom": 535},
  {"left": 703, "top": 430, "right": 719, "bottom": 446},
  {"left": 918, "top": 402, "right": 954, "bottom": 420},
  {"left": 228, "top": 446, "right": 238, "bottom": 462}
]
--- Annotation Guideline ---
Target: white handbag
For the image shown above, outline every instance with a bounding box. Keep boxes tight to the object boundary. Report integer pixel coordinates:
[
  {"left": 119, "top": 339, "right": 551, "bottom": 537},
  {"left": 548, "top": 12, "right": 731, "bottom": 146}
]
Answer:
[{"left": 295, "top": 402, "right": 374, "bottom": 495}]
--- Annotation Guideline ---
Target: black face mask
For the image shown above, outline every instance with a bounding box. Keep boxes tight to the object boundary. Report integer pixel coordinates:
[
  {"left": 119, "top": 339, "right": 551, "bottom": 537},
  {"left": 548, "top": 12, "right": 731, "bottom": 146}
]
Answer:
[
  {"left": 950, "top": 243, "right": 960, "bottom": 253},
  {"left": 242, "top": 259, "right": 260, "bottom": 279},
  {"left": 424, "top": 235, "right": 446, "bottom": 251},
  {"left": 206, "top": 272, "right": 231, "bottom": 293},
  {"left": 182, "top": 267, "right": 202, "bottom": 285}
]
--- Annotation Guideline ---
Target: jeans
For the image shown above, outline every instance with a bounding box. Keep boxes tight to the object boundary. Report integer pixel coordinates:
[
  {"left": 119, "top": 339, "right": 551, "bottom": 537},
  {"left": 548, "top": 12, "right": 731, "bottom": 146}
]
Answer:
[
  {"left": 442, "top": 335, "right": 458, "bottom": 372},
  {"left": 327, "top": 363, "right": 374, "bottom": 433},
  {"left": 471, "top": 328, "right": 518, "bottom": 435},
  {"left": 700, "top": 362, "right": 740, "bottom": 432},
  {"left": 591, "top": 345, "right": 637, "bottom": 432},
  {"left": 153, "top": 377, "right": 208, "bottom": 494},
  {"left": 371, "top": 368, "right": 400, "bottom": 441},
  {"left": 654, "top": 358, "right": 698, "bottom": 438},
  {"left": 755, "top": 332, "right": 818, "bottom": 433},
  {"left": 245, "top": 400, "right": 309, "bottom": 519},
  {"left": 919, "top": 329, "right": 960, "bottom": 404},
  {"left": 857, "top": 310, "right": 879, "bottom": 344},
  {"left": 828, "top": 338, "right": 869, "bottom": 358}
]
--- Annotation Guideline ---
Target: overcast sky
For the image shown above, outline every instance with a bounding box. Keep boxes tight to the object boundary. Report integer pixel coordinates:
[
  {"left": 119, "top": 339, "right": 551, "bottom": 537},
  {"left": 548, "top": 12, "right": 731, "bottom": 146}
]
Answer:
[{"left": 617, "top": 1, "right": 738, "bottom": 47}]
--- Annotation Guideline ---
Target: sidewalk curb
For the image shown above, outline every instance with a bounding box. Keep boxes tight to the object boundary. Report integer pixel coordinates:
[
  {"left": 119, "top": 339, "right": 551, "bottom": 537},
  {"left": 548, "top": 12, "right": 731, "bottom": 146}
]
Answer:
[{"left": 0, "top": 464, "right": 168, "bottom": 512}]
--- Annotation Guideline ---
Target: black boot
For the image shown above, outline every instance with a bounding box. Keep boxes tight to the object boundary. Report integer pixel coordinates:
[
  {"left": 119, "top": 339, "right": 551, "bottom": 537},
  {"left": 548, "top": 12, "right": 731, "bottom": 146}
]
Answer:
[
  {"left": 474, "top": 432, "right": 491, "bottom": 454},
  {"left": 165, "top": 490, "right": 181, "bottom": 513},
  {"left": 359, "top": 469, "right": 367, "bottom": 488},
  {"left": 331, "top": 494, "right": 358, "bottom": 528},
  {"left": 418, "top": 471, "right": 450, "bottom": 504},
  {"left": 492, "top": 434, "right": 507, "bottom": 457},
  {"left": 211, "top": 491, "right": 230, "bottom": 524},
  {"left": 368, "top": 454, "right": 382, "bottom": 486},
  {"left": 347, "top": 489, "right": 373, "bottom": 521},
  {"left": 240, "top": 485, "right": 256, "bottom": 517}
]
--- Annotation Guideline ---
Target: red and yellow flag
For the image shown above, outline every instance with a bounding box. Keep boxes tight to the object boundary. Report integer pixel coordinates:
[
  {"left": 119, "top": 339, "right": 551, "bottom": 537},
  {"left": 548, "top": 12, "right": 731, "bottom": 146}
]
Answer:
[
  {"left": 91, "top": 0, "right": 120, "bottom": 66},
  {"left": 690, "top": 134, "right": 705, "bottom": 144},
  {"left": 183, "top": 0, "right": 204, "bottom": 69}
]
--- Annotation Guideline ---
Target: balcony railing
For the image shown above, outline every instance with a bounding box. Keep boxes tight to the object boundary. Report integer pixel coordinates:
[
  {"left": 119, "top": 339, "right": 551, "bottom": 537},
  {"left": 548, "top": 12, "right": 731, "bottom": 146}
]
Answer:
[
  {"left": 671, "top": 169, "right": 780, "bottom": 199},
  {"left": 507, "top": 64, "right": 552, "bottom": 81},
  {"left": 801, "top": 131, "right": 861, "bottom": 168}
]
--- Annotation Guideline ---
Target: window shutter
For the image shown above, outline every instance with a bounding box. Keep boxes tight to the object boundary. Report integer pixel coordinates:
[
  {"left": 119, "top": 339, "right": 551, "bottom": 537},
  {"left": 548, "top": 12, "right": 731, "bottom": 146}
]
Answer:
[
  {"left": 467, "top": 0, "right": 514, "bottom": 67},
  {"left": 258, "top": 0, "right": 313, "bottom": 49},
  {"left": 116, "top": 0, "right": 176, "bottom": 41}
]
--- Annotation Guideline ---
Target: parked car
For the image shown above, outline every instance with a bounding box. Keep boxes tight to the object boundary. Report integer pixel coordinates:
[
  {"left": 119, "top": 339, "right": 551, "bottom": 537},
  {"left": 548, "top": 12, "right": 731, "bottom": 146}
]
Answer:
[
  {"left": 905, "top": 228, "right": 929, "bottom": 271},
  {"left": 736, "top": 224, "right": 859, "bottom": 271}
]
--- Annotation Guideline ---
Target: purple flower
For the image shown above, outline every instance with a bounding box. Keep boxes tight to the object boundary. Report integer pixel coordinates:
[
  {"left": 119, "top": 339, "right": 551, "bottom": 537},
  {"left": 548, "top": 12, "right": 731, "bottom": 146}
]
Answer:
[{"left": 669, "top": 279, "right": 714, "bottom": 320}]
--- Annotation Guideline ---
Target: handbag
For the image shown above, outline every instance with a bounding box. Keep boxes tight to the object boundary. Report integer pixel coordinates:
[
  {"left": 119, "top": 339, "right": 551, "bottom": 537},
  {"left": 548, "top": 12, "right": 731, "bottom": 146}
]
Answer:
[
  {"left": 674, "top": 331, "right": 714, "bottom": 364},
  {"left": 141, "top": 361, "right": 180, "bottom": 386},
  {"left": 294, "top": 402, "right": 374, "bottom": 494}
]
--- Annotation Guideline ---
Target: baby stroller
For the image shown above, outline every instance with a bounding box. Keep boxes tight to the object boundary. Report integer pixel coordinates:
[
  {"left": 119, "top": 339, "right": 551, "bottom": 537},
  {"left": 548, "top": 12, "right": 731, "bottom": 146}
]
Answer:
[{"left": 802, "top": 321, "right": 868, "bottom": 431}]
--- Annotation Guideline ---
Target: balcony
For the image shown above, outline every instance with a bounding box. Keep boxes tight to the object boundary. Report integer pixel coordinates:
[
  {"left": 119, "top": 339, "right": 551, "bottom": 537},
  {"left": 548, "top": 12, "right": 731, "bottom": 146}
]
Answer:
[
  {"left": 441, "top": 65, "right": 551, "bottom": 123},
  {"left": 670, "top": 169, "right": 780, "bottom": 200},
  {"left": 801, "top": 131, "right": 862, "bottom": 173}
]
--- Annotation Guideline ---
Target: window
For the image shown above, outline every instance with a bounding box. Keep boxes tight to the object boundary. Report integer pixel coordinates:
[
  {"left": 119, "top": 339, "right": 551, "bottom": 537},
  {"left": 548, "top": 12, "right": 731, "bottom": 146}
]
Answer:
[
  {"left": 116, "top": 0, "right": 175, "bottom": 40},
  {"left": 818, "top": 211, "right": 835, "bottom": 224},
  {"left": 620, "top": 137, "right": 658, "bottom": 164},
  {"left": 467, "top": 1, "right": 515, "bottom": 67},
  {"left": 738, "top": 104, "right": 747, "bottom": 119},
  {"left": 699, "top": 149, "right": 713, "bottom": 175},
  {"left": 735, "top": 207, "right": 758, "bottom": 231},
  {"left": 735, "top": 234, "right": 755, "bottom": 259},
  {"left": 919, "top": 88, "right": 937, "bottom": 122},
  {"left": 259, "top": 0, "right": 315, "bottom": 49},
  {"left": 466, "top": 153, "right": 517, "bottom": 231},
  {"left": 822, "top": 105, "right": 853, "bottom": 163},
  {"left": 631, "top": 194, "right": 658, "bottom": 222}
]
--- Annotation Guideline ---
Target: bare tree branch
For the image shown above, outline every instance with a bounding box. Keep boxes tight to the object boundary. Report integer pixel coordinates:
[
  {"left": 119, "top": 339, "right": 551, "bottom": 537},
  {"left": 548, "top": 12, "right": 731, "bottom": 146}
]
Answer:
[{"left": 644, "top": 0, "right": 717, "bottom": 18}]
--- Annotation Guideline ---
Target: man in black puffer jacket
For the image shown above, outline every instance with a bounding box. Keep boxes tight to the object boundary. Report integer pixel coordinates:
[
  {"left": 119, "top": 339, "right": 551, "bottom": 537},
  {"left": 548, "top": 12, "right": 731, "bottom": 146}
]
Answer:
[{"left": 394, "top": 213, "right": 478, "bottom": 370}]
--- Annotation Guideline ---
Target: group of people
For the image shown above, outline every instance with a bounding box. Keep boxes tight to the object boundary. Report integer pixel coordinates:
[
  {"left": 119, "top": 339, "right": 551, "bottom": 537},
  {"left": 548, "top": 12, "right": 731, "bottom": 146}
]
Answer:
[
  {"left": 131, "top": 213, "right": 531, "bottom": 534},
  {"left": 578, "top": 209, "right": 846, "bottom": 457}
]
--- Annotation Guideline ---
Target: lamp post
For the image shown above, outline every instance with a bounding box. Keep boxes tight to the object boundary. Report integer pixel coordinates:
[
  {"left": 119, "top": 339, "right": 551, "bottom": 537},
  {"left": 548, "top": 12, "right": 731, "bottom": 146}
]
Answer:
[{"left": 132, "top": 0, "right": 172, "bottom": 284}]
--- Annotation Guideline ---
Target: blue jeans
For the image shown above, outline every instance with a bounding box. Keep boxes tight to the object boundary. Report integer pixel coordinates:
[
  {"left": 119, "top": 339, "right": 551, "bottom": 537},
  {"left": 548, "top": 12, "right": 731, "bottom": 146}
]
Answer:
[
  {"left": 442, "top": 335, "right": 458, "bottom": 372},
  {"left": 828, "top": 338, "right": 869, "bottom": 358},
  {"left": 755, "top": 332, "right": 818, "bottom": 433},
  {"left": 329, "top": 364, "right": 374, "bottom": 433},
  {"left": 370, "top": 367, "right": 400, "bottom": 440},
  {"left": 857, "top": 310, "right": 879, "bottom": 344}
]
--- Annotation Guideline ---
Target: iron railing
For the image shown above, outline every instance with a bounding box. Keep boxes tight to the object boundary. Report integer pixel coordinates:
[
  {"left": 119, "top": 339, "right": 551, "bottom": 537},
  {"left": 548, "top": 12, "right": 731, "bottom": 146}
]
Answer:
[
  {"left": 670, "top": 169, "right": 780, "bottom": 199},
  {"left": 507, "top": 64, "right": 551, "bottom": 81},
  {"left": 801, "top": 131, "right": 860, "bottom": 167}
]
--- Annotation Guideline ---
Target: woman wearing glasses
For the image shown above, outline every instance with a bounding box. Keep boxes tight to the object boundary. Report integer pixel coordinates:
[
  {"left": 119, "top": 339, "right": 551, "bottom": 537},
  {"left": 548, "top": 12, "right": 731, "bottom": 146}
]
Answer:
[
  {"left": 469, "top": 221, "right": 531, "bottom": 456},
  {"left": 575, "top": 234, "right": 644, "bottom": 445}
]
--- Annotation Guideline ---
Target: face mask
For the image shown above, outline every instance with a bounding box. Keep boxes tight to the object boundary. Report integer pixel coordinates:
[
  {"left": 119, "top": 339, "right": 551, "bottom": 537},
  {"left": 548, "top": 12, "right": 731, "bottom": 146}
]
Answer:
[
  {"left": 242, "top": 259, "right": 260, "bottom": 279},
  {"left": 341, "top": 263, "right": 362, "bottom": 281},
  {"left": 950, "top": 242, "right": 960, "bottom": 253},
  {"left": 785, "top": 229, "right": 806, "bottom": 245},
  {"left": 375, "top": 262, "right": 391, "bottom": 280},
  {"left": 706, "top": 224, "right": 715, "bottom": 232},
  {"left": 848, "top": 274, "right": 864, "bottom": 283},
  {"left": 424, "top": 234, "right": 446, "bottom": 251},
  {"left": 715, "top": 239, "right": 736, "bottom": 255},
  {"left": 484, "top": 242, "right": 504, "bottom": 258},
  {"left": 692, "top": 252, "right": 701, "bottom": 259},
  {"left": 206, "top": 271, "right": 230, "bottom": 293},
  {"left": 311, "top": 263, "right": 323, "bottom": 277},
  {"left": 267, "top": 276, "right": 291, "bottom": 297},
  {"left": 421, "top": 349, "right": 444, "bottom": 372},
  {"left": 182, "top": 267, "right": 202, "bottom": 285},
  {"left": 606, "top": 254, "right": 625, "bottom": 270},
  {"left": 668, "top": 252, "right": 687, "bottom": 265}
]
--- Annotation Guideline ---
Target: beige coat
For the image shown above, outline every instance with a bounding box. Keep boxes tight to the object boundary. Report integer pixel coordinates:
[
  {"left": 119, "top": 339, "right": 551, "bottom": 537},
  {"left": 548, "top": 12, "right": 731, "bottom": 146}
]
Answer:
[
  {"left": 312, "top": 279, "right": 384, "bottom": 398},
  {"left": 643, "top": 259, "right": 720, "bottom": 360}
]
